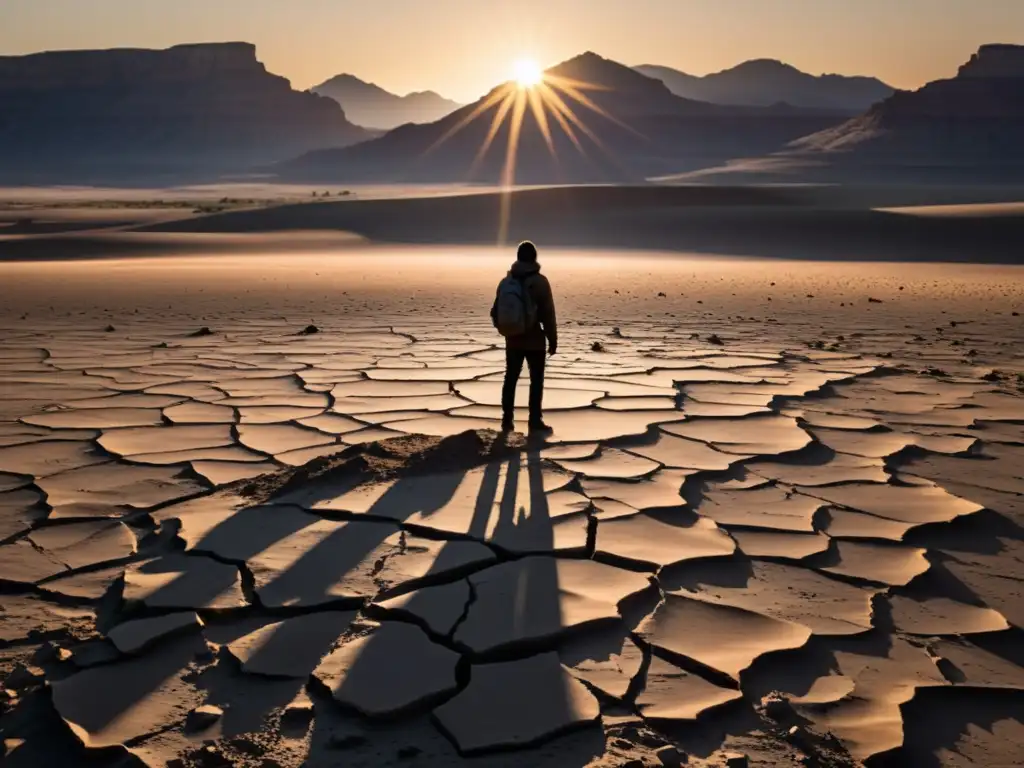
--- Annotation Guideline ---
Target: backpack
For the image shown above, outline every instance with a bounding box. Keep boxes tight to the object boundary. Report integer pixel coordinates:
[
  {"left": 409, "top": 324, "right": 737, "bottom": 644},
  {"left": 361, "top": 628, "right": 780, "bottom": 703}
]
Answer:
[{"left": 494, "top": 274, "right": 538, "bottom": 337}]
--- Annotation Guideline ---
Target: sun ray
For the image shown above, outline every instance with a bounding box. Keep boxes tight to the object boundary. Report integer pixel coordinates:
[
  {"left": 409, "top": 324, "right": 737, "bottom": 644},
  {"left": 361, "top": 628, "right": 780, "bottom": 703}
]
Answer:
[
  {"left": 424, "top": 83, "right": 514, "bottom": 155},
  {"left": 469, "top": 89, "right": 518, "bottom": 175},
  {"left": 498, "top": 89, "right": 528, "bottom": 245},
  {"left": 527, "top": 87, "right": 556, "bottom": 158},
  {"left": 545, "top": 75, "right": 646, "bottom": 138},
  {"left": 539, "top": 84, "right": 609, "bottom": 153},
  {"left": 542, "top": 74, "right": 610, "bottom": 92},
  {"left": 536, "top": 84, "right": 587, "bottom": 158}
]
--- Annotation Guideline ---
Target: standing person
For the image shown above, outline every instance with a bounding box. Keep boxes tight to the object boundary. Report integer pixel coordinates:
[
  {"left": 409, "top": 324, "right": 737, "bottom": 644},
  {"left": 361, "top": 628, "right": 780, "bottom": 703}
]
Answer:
[{"left": 491, "top": 240, "right": 558, "bottom": 433}]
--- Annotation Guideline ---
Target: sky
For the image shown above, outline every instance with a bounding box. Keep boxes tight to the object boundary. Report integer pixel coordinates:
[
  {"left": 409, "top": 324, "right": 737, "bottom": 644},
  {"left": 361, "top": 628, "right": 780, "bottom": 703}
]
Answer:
[{"left": 3, "top": 0, "right": 1023, "bottom": 102}]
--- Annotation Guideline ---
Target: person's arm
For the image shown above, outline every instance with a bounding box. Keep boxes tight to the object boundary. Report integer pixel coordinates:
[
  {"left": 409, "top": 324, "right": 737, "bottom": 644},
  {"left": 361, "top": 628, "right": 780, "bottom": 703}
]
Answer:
[
  {"left": 539, "top": 276, "right": 558, "bottom": 354},
  {"left": 490, "top": 288, "right": 499, "bottom": 328}
]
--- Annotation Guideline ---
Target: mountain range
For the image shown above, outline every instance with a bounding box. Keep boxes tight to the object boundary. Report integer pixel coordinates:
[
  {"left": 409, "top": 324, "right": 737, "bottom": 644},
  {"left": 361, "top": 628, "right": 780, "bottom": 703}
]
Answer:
[
  {"left": 635, "top": 60, "right": 894, "bottom": 113},
  {"left": 312, "top": 74, "right": 463, "bottom": 130},
  {"left": 1, "top": 42, "right": 1020, "bottom": 186},
  {"left": 279, "top": 52, "right": 846, "bottom": 184},
  {"left": 0, "top": 42, "right": 371, "bottom": 184}
]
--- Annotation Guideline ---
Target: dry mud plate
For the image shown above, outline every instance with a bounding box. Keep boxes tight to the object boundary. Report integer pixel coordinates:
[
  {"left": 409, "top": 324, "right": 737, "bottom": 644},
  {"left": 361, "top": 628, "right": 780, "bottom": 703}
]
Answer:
[{"left": 1, "top": 268, "right": 1023, "bottom": 768}]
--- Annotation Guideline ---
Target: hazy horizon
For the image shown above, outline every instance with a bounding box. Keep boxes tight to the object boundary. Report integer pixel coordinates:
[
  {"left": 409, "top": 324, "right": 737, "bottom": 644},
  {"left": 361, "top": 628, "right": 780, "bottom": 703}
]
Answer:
[{"left": 3, "top": 0, "right": 1023, "bottom": 102}]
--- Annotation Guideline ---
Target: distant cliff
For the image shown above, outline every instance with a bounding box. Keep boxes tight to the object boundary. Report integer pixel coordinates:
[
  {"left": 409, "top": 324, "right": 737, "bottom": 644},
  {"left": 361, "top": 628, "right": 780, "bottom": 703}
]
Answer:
[
  {"left": 0, "top": 42, "right": 372, "bottom": 183},
  {"left": 312, "top": 74, "right": 462, "bottom": 130},
  {"left": 790, "top": 44, "right": 1024, "bottom": 181}
]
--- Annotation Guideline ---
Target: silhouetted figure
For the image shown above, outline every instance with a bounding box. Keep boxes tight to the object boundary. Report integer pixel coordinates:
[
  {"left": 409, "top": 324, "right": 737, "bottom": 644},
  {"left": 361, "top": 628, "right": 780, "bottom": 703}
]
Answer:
[{"left": 491, "top": 240, "right": 558, "bottom": 432}]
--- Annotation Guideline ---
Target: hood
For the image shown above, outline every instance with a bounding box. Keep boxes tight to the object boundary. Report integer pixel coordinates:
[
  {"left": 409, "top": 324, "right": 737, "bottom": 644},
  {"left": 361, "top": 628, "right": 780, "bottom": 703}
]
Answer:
[{"left": 510, "top": 260, "right": 541, "bottom": 278}]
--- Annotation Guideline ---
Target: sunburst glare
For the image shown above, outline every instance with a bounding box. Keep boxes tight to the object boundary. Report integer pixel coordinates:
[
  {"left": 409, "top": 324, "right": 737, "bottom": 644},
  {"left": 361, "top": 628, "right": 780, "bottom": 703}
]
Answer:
[
  {"left": 513, "top": 58, "right": 544, "bottom": 88},
  {"left": 425, "top": 58, "right": 642, "bottom": 244}
]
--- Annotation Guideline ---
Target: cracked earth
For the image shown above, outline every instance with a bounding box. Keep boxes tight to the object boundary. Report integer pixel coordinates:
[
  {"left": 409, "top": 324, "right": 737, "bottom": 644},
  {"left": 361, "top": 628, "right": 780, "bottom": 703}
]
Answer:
[{"left": 1, "top": 251, "right": 1022, "bottom": 768}]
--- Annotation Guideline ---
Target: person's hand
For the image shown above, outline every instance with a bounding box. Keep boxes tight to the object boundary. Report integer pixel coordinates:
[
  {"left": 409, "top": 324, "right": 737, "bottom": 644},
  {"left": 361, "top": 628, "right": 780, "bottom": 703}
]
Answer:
[{"left": 548, "top": 342, "right": 557, "bottom": 357}]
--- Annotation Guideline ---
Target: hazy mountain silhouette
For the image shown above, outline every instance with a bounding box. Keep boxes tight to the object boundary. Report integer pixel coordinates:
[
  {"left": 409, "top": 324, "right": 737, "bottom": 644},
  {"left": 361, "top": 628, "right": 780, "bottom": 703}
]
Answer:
[
  {"left": 635, "top": 60, "right": 894, "bottom": 113},
  {"left": 312, "top": 74, "right": 463, "bottom": 130},
  {"left": 278, "top": 52, "right": 845, "bottom": 184},
  {"left": 787, "top": 44, "right": 1024, "bottom": 182},
  {"left": 0, "top": 43, "right": 372, "bottom": 184}
]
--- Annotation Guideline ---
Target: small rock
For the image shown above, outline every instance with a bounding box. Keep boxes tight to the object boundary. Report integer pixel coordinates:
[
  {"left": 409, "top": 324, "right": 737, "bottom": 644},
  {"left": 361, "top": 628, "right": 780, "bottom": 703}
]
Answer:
[
  {"left": 186, "top": 704, "right": 224, "bottom": 731},
  {"left": 282, "top": 692, "right": 315, "bottom": 726},
  {"left": 786, "top": 725, "right": 821, "bottom": 751},
  {"left": 655, "top": 744, "right": 685, "bottom": 766},
  {"left": 611, "top": 327, "right": 622, "bottom": 337},
  {"left": 950, "top": 320, "right": 958, "bottom": 327},
  {"left": 3, "top": 739, "right": 26, "bottom": 758},
  {"left": 899, "top": 286, "right": 905, "bottom": 290},
  {"left": 5, "top": 664, "right": 45, "bottom": 690},
  {"left": 967, "top": 349, "right": 978, "bottom": 356},
  {"left": 982, "top": 370, "right": 1002, "bottom": 381},
  {"left": 397, "top": 745, "right": 422, "bottom": 760},
  {"left": 153, "top": 341, "right": 169, "bottom": 348},
  {"left": 190, "top": 326, "right": 214, "bottom": 337},
  {"left": 195, "top": 642, "right": 217, "bottom": 662},
  {"left": 327, "top": 733, "right": 368, "bottom": 750},
  {"left": 591, "top": 341, "right": 606, "bottom": 352},
  {"left": 657, "top": 292, "right": 666, "bottom": 298},
  {"left": 696, "top": 300, "right": 703, "bottom": 304},
  {"left": 299, "top": 324, "right": 320, "bottom": 335},
  {"left": 706, "top": 334, "right": 724, "bottom": 346},
  {"left": 760, "top": 692, "right": 796, "bottom": 723},
  {"left": 724, "top": 752, "right": 749, "bottom": 768},
  {"left": 1012, "top": 311, "right": 1019, "bottom": 316},
  {"left": 868, "top": 297, "right": 883, "bottom": 303},
  {"left": 104, "top": 324, "right": 116, "bottom": 332}
]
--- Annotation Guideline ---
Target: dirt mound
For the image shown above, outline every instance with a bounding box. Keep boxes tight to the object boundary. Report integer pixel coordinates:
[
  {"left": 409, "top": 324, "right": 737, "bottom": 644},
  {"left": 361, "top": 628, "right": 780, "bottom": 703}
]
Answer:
[{"left": 237, "top": 429, "right": 526, "bottom": 504}]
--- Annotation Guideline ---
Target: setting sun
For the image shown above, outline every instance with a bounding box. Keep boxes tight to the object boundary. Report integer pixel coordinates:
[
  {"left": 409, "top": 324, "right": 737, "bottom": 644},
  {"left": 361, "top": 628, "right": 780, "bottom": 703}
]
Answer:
[{"left": 513, "top": 58, "right": 543, "bottom": 88}]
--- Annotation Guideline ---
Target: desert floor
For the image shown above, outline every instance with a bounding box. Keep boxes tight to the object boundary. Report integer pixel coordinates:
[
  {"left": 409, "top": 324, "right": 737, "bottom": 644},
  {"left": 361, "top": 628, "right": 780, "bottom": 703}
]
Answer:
[{"left": 1, "top": 191, "right": 1023, "bottom": 768}]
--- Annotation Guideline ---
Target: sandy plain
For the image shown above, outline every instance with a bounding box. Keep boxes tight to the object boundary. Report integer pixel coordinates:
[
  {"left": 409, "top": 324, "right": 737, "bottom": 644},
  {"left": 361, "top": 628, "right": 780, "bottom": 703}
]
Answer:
[{"left": 1, "top": 187, "right": 1023, "bottom": 768}]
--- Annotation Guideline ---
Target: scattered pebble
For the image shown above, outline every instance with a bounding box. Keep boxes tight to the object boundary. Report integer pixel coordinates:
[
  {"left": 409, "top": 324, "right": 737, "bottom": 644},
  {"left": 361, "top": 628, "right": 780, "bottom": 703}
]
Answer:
[
  {"left": 185, "top": 704, "right": 224, "bottom": 731},
  {"left": 104, "top": 324, "right": 115, "bottom": 332},
  {"left": 868, "top": 297, "right": 883, "bottom": 303},
  {"left": 592, "top": 341, "right": 606, "bottom": 352},
  {"left": 707, "top": 334, "right": 724, "bottom": 346},
  {"left": 655, "top": 744, "right": 685, "bottom": 766},
  {"left": 299, "top": 324, "right": 320, "bottom": 335},
  {"left": 190, "top": 326, "right": 214, "bottom": 337}
]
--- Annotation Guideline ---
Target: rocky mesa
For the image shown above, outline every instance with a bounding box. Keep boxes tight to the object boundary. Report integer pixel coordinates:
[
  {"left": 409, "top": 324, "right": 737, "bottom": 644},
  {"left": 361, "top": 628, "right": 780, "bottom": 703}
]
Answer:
[{"left": 0, "top": 42, "right": 372, "bottom": 183}]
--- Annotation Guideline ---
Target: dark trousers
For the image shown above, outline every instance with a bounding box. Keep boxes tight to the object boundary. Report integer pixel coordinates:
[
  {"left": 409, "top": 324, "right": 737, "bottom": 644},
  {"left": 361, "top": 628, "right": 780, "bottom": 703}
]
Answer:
[{"left": 502, "top": 348, "right": 545, "bottom": 421}]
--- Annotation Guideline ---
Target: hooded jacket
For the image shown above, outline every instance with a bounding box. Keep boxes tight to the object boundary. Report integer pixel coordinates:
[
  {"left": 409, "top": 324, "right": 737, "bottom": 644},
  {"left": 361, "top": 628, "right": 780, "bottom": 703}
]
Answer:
[{"left": 491, "top": 260, "right": 558, "bottom": 352}]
